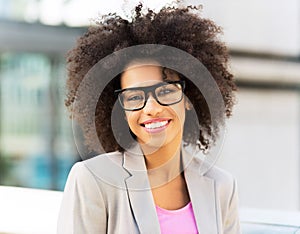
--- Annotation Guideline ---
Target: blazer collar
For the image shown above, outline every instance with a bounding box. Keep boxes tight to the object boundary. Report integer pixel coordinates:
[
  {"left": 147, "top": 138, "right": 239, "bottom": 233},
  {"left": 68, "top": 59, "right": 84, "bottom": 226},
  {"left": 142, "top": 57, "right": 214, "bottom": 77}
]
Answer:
[
  {"left": 182, "top": 148, "right": 219, "bottom": 233},
  {"left": 122, "top": 144, "right": 219, "bottom": 233},
  {"left": 123, "top": 144, "right": 161, "bottom": 233}
]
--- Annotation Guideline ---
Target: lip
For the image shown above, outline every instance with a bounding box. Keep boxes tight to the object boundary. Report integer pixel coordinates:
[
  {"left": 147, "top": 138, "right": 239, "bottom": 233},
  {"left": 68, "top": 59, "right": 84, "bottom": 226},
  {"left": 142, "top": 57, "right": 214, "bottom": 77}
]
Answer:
[{"left": 140, "top": 118, "right": 171, "bottom": 134}]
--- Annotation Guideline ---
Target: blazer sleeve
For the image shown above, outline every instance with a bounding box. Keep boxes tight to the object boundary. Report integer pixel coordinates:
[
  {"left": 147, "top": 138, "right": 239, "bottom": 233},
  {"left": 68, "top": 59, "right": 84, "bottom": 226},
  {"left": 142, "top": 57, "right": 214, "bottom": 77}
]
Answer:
[
  {"left": 224, "top": 179, "right": 241, "bottom": 234},
  {"left": 57, "top": 162, "right": 107, "bottom": 234}
]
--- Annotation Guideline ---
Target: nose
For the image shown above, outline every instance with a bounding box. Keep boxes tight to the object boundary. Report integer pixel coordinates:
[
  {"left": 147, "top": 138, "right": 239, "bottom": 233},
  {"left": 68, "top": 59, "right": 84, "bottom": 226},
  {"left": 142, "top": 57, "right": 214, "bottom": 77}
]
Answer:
[{"left": 143, "top": 93, "right": 163, "bottom": 116}]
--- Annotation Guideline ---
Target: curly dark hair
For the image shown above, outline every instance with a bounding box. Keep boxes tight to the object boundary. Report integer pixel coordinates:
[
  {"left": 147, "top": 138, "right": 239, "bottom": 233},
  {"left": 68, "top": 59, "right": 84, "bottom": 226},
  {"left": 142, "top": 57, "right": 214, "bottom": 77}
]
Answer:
[{"left": 65, "top": 4, "right": 237, "bottom": 155}]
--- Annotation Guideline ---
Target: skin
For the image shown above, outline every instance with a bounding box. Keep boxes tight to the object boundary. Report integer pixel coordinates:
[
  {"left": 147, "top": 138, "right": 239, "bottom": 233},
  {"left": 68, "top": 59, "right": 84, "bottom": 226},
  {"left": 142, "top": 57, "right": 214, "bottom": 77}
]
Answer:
[{"left": 120, "top": 63, "right": 190, "bottom": 210}]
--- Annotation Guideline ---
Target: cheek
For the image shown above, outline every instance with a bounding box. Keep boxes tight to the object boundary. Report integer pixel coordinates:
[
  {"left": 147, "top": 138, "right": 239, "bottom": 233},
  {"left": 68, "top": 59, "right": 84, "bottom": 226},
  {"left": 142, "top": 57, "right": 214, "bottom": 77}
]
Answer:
[
  {"left": 178, "top": 110, "right": 186, "bottom": 127},
  {"left": 170, "top": 103, "right": 186, "bottom": 125},
  {"left": 124, "top": 111, "right": 139, "bottom": 129}
]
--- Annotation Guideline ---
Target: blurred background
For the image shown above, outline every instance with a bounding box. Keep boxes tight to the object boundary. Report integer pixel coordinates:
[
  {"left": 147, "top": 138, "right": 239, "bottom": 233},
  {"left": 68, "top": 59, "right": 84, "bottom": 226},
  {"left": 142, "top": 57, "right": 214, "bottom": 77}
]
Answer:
[{"left": 0, "top": 0, "right": 299, "bottom": 212}]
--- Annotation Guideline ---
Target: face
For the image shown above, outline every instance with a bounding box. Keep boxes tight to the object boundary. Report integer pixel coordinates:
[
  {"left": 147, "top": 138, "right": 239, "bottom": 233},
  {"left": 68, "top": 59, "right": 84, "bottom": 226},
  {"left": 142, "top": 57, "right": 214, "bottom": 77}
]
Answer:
[{"left": 120, "top": 63, "right": 186, "bottom": 149}]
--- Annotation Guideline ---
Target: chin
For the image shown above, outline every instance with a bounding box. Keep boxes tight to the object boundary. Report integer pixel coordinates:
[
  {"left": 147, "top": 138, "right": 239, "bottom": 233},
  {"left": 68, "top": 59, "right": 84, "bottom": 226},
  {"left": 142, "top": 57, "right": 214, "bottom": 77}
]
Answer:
[{"left": 140, "top": 136, "right": 177, "bottom": 150}]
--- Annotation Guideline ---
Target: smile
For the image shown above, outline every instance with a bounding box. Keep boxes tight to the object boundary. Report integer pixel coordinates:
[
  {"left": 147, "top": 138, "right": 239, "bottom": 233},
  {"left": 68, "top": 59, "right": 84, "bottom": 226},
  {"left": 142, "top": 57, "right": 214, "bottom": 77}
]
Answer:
[
  {"left": 141, "top": 119, "right": 171, "bottom": 133},
  {"left": 145, "top": 120, "right": 168, "bottom": 129}
]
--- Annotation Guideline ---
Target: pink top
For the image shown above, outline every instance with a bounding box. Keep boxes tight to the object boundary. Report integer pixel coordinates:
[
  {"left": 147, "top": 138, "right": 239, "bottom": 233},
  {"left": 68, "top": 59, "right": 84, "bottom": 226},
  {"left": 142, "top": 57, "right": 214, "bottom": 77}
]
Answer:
[{"left": 156, "top": 202, "right": 199, "bottom": 234}]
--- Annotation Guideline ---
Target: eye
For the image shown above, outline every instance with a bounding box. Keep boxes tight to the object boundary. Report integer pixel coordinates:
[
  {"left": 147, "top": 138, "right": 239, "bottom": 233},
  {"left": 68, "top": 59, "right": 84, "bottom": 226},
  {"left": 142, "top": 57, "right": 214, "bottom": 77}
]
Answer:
[
  {"left": 122, "top": 90, "right": 145, "bottom": 103},
  {"left": 126, "top": 94, "right": 144, "bottom": 102},
  {"left": 157, "top": 88, "right": 174, "bottom": 96},
  {"left": 157, "top": 84, "right": 180, "bottom": 97}
]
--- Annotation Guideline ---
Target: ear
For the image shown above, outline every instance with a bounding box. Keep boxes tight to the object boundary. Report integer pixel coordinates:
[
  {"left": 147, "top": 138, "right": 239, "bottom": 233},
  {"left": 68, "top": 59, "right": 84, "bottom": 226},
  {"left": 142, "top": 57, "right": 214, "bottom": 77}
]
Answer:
[{"left": 185, "top": 98, "right": 193, "bottom": 111}]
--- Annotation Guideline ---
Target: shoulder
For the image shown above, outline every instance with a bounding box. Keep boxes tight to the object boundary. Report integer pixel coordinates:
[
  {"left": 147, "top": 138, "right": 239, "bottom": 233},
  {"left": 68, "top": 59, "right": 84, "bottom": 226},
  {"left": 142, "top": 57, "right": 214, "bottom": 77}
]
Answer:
[
  {"left": 205, "top": 165, "right": 235, "bottom": 186},
  {"left": 58, "top": 156, "right": 111, "bottom": 233},
  {"left": 70, "top": 151, "right": 123, "bottom": 173},
  {"left": 182, "top": 147, "right": 235, "bottom": 189},
  {"left": 67, "top": 151, "right": 129, "bottom": 188},
  {"left": 205, "top": 166, "right": 241, "bottom": 232},
  {"left": 204, "top": 165, "right": 238, "bottom": 205}
]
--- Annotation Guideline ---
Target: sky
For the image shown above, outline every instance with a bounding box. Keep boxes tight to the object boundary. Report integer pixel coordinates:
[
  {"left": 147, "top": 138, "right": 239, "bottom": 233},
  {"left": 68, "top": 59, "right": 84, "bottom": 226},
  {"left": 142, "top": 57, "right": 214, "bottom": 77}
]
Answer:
[{"left": 24, "top": 0, "right": 177, "bottom": 26}]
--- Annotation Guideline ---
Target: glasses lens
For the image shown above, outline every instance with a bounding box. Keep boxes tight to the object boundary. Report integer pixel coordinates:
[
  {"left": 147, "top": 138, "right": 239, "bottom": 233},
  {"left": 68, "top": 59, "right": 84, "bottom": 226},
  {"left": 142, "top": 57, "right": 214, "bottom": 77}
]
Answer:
[
  {"left": 155, "top": 82, "right": 183, "bottom": 105},
  {"left": 119, "top": 90, "right": 145, "bottom": 110}
]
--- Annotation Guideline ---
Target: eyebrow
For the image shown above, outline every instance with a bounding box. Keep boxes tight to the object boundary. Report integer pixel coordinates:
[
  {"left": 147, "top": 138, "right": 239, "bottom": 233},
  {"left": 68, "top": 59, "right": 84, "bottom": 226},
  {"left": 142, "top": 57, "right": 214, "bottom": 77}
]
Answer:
[{"left": 115, "top": 80, "right": 183, "bottom": 94}]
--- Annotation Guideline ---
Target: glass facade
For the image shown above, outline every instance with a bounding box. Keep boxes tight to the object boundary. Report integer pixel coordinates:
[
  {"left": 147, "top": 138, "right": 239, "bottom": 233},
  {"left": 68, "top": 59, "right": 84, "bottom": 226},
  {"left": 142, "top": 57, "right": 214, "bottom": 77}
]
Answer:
[{"left": 0, "top": 53, "right": 78, "bottom": 190}]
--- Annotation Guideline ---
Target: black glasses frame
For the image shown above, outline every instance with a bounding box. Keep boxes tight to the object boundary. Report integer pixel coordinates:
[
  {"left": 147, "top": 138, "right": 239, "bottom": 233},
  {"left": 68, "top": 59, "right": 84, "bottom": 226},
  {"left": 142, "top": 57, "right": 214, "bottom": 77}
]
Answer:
[{"left": 114, "top": 80, "right": 185, "bottom": 111}]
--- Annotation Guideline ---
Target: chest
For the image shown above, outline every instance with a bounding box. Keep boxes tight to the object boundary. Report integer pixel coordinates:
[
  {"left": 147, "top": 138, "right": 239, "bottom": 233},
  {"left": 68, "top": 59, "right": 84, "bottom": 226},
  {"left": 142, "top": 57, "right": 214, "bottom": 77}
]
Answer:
[{"left": 151, "top": 174, "right": 190, "bottom": 210}]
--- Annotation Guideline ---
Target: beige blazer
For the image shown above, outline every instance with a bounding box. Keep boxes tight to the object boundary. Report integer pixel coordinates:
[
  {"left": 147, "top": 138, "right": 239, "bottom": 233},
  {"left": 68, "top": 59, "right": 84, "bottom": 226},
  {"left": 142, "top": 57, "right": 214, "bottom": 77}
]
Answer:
[{"left": 57, "top": 144, "right": 241, "bottom": 234}]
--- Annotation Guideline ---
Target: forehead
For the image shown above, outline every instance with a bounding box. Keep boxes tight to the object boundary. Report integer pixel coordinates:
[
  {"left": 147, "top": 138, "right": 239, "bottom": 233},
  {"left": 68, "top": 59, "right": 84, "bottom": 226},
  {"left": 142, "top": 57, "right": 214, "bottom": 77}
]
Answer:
[{"left": 120, "top": 62, "right": 180, "bottom": 89}]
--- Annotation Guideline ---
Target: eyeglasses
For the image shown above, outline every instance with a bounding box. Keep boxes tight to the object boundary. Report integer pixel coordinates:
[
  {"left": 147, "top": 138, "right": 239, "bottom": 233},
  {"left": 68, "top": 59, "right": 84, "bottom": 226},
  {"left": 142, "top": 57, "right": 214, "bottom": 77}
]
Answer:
[{"left": 115, "top": 80, "right": 185, "bottom": 111}]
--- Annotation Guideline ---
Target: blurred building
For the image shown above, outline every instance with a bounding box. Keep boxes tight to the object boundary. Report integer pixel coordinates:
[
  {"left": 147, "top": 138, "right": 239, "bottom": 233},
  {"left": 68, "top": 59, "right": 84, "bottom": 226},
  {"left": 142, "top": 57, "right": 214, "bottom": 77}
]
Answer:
[
  {"left": 201, "top": 0, "right": 300, "bottom": 212},
  {"left": 0, "top": 0, "right": 299, "bottom": 211}
]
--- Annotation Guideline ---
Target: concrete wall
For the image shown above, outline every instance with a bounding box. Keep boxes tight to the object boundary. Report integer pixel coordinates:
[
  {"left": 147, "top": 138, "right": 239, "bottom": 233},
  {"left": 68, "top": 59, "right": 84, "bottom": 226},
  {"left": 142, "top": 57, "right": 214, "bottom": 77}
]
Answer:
[
  {"left": 196, "top": 0, "right": 300, "bottom": 212},
  {"left": 199, "top": 0, "right": 300, "bottom": 56},
  {"left": 217, "top": 89, "right": 300, "bottom": 211}
]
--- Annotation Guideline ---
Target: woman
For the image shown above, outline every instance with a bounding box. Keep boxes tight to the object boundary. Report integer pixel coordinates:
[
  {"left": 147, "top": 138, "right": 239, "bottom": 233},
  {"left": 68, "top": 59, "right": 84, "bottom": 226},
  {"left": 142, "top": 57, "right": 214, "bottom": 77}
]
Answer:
[{"left": 57, "top": 4, "right": 240, "bottom": 234}]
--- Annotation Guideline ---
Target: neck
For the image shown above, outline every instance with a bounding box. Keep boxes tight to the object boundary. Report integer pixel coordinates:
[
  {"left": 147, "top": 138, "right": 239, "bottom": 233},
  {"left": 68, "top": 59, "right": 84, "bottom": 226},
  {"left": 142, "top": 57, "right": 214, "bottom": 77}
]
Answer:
[
  {"left": 141, "top": 132, "right": 182, "bottom": 169},
  {"left": 143, "top": 143, "right": 181, "bottom": 169},
  {"left": 140, "top": 136, "right": 183, "bottom": 188}
]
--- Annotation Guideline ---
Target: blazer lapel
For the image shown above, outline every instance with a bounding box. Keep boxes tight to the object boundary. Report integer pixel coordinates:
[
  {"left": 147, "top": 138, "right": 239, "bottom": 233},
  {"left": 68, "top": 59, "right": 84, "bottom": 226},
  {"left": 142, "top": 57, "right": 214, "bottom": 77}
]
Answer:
[
  {"left": 182, "top": 148, "right": 220, "bottom": 234},
  {"left": 123, "top": 144, "right": 161, "bottom": 233},
  {"left": 122, "top": 145, "right": 220, "bottom": 234}
]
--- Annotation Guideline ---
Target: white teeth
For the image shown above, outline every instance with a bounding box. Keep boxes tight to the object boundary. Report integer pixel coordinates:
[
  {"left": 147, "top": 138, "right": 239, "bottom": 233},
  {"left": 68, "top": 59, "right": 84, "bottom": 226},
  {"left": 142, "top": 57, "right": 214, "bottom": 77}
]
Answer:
[{"left": 144, "top": 121, "right": 168, "bottom": 129}]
